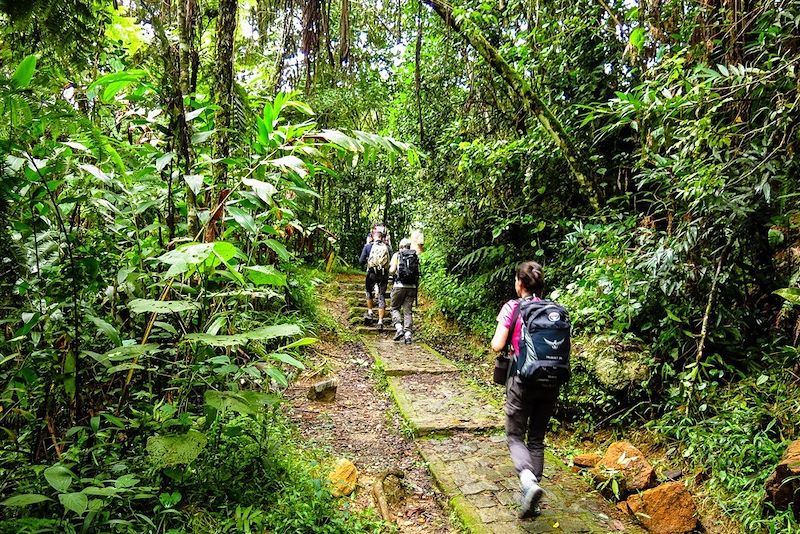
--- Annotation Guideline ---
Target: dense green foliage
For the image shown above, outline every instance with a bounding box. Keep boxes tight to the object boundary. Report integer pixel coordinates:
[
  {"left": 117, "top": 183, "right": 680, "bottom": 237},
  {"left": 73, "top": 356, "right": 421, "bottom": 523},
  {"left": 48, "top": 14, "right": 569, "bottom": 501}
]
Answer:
[{"left": 2, "top": 0, "right": 799, "bottom": 531}]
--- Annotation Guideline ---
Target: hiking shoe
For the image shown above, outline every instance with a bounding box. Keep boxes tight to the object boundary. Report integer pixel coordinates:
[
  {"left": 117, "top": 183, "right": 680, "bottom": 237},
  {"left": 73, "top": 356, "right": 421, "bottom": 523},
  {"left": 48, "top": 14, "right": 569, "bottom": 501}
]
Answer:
[
  {"left": 519, "top": 481, "right": 543, "bottom": 519},
  {"left": 404, "top": 332, "right": 412, "bottom": 344},
  {"left": 377, "top": 320, "right": 384, "bottom": 331},
  {"left": 393, "top": 326, "right": 404, "bottom": 341}
]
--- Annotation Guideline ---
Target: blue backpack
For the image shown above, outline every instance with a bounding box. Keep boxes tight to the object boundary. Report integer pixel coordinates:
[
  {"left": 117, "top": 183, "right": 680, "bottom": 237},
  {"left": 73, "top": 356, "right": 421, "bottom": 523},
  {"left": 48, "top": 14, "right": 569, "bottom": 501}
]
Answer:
[{"left": 509, "top": 298, "right": 571, "bottom": 387}]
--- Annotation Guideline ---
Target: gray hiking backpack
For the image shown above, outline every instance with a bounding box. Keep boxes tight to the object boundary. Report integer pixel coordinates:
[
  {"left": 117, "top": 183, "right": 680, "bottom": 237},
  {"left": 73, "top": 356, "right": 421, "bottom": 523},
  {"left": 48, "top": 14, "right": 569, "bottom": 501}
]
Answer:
[{"left": 510, "top": 298, "right": 571, "bottom": 387}]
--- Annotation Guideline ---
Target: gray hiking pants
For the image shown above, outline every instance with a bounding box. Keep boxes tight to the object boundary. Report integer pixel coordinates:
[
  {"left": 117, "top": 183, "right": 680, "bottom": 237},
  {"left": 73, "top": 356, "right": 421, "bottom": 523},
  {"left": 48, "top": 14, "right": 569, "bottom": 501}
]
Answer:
[
  {"left": 505, "top": 375, "right": 560, "bottom": 480},
  {"left": 390, "top": 285, "right": 417, "bottom": 332}
]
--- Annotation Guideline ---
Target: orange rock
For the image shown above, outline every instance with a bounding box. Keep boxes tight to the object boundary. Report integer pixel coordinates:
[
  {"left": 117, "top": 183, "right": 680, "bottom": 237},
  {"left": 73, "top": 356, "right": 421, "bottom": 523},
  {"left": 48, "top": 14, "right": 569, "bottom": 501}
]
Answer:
[
  {"left": 764, "top": 440, "right": 800, "bottom": 513},
  {"left": 573, "top": 453, "right": 602, "bottom": 468},
  {"left": 616, "top": 501, "right": 630, "bottom": 514},
  {"left": 329, "top": 458, "right": 358, "bottom": 497},
  {"left": 597, "top": 441, "right": 656, "bottom": 491},
  {"left": 626, "top": 482, "right": 697, "bottom": 534}
]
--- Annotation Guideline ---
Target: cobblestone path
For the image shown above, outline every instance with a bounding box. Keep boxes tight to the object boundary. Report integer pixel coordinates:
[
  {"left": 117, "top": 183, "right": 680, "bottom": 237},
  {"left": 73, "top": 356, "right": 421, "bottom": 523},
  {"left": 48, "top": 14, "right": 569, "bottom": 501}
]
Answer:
[{"left": 340, "top": 274, "right": 644, "bottom": 533}]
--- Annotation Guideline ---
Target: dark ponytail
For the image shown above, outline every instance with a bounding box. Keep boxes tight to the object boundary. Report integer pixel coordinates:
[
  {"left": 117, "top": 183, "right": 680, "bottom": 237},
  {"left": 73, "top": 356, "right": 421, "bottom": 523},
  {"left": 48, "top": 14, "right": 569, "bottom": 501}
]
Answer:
[{"left": 516, "top": 261, "right": 544, "bottom": 296}]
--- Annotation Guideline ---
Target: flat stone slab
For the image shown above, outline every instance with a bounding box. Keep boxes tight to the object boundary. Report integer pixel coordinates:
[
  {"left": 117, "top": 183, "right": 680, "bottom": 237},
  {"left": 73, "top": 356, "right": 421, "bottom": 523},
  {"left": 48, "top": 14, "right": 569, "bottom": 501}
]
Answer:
[
  {"left": 363, "top": 336, "right": 458, "bottom": 376},
  {"left": 387, "top": 373, "right": 503, "bottom": 434},
  {"left": 419, "top": 434, "right": 645, "bottom": 534},
  {"left": 348, "top": 296, "right": 392, "bottom": 307}
]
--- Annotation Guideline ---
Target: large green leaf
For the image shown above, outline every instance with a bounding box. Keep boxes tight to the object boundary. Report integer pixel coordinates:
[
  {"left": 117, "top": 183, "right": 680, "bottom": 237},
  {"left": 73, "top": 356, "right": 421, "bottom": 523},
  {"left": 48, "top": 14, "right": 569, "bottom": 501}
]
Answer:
[
  {"left": 129, "top": 299, "right": 200, "bottom": 314},
  {"left": 11, "top": 55, "right": 37, "bottom": 89},
  {"left": 184, "top": 323, "right": 301, "bottom": 347},
  {"left": 263, "top": 239, "right": 290, "bottom": 261},
  {"left": 89, "top": 344, "right": 159, "bottom": 368},
  {"left": 146, "top": 430, "right": 207, "bottom": 467},
  {"left": 319, "top": 129, "right": 362, "bottom": 152},
  {"left": 269, "top": 155, "right": 308, "bottom": 178},
  {"left": 1, "top": 494, "right": 52, "bottom": 507},
  {"left": 88, "top": 315, "right": 121, "bottom": 347},
  {"left": 59, "top": 492, "right": 88, "bottom": 515},
  {"left": 204, "top": 390, "right": 278, "bottom": 416},
  {"left": 774, "top": 288, "right": 800, "bottom": 305},
  {"left": 269, "top": 352, "right": 305, "bottom": 370},
  {"left": 281, "top": 337, "right": 318, "bottom": 350},
  {"left": 245, "top": 265, "right": 287, "bottom": 286},
  {"left": 184, "top": 332, "right": 249, "bottom": 347},
  {"left": 157, "top": 242, "right": 243, "bottom": 278},
  {"left": 242, "top": 177, "right": 277, "bottom": 204},
  {"left": 44, "top": 465, "right": 74, "bottom": 493},
  {"left": 227, "top": 205, "right": 259, "bottom": 234}
]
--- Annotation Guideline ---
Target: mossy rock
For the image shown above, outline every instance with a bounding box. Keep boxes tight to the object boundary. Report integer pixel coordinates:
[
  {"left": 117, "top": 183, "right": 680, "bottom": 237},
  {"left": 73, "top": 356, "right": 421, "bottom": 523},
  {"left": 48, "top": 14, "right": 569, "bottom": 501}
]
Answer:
[{"left": 572, "top": 337, "right": 649, "bottom": 392}]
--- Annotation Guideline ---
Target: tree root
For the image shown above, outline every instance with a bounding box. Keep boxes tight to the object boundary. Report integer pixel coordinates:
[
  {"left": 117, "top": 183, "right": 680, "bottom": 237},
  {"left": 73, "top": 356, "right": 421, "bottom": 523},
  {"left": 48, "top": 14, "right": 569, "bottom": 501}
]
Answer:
[{"left": 371, "top": 468, "right": 405, "bottom": 522}]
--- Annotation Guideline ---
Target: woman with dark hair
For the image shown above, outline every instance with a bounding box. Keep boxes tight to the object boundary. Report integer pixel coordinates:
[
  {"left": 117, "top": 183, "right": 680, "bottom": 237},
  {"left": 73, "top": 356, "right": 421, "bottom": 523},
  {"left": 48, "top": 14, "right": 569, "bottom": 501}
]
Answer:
[{"left": 490, "top": 261, "right": 560, "bottom": 519}]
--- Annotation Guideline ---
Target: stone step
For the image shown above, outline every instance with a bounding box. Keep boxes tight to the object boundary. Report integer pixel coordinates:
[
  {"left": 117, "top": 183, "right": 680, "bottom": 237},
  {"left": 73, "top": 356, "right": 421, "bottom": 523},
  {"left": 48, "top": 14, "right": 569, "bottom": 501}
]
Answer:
[
  {"left": 354, "top": 324, "right": 396, "bottom": 335},
  {"left": 362, "top": 337, "right": 458, "bottom": 376},
  {"left": 386, "top": 373, "right": 503, "bottom": 435},
  {"left": 347, "top": 308, "right": 417, "bottom": 323},
  {"left": 348, "top": 297, "right": 393, "bottom": 308},
  {"left": 419, "top": 435, "right": 645, "bottom": 534}
]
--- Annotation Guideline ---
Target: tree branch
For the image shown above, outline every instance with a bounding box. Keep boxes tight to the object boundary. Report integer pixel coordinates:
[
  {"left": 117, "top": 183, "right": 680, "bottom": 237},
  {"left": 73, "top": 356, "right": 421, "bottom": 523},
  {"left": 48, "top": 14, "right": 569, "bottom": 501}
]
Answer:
[{"left": 422, "top": 0, "right": 601, "bottom": 211}]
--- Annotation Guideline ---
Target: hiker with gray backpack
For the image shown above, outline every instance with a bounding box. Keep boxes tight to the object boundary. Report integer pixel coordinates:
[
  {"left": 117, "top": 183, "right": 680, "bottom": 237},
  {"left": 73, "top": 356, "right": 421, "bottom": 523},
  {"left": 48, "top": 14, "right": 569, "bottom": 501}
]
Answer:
[
  {"left": 490, "top": 261, "right": 571, "bottom": 519},
  {"left": 359, "top": 231, "right": 392, "bottom": 330},
  {"left": 389, "top": 238, "right": 420, "bottom": 344}
]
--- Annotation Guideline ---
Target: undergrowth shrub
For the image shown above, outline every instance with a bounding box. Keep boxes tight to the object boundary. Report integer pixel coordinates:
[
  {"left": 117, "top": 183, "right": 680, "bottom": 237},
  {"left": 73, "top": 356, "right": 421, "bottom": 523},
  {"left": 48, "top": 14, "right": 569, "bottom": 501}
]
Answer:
[
  {"left": 651, "top": 350, "right": 800, "bottom": 532},
  {"left": 0, "top": 409, "right": 387, "bottom": 533},
  {"left": 419, "top": 251, "right": 498, "bottom": 337}
]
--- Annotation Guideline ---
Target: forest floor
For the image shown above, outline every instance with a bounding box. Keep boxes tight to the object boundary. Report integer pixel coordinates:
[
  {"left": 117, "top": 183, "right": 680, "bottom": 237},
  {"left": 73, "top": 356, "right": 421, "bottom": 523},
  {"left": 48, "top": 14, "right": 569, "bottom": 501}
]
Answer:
[{"left": 284, "top": 274, "right": 646, "bottom": 533}]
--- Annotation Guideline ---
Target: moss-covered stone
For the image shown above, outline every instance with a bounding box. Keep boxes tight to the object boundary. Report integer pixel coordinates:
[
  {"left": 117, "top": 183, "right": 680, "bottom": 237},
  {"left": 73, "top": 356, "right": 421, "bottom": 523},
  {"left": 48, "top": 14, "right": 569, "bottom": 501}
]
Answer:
[{"left": 573, "top": 337, "right": 650, "bottom": 392}]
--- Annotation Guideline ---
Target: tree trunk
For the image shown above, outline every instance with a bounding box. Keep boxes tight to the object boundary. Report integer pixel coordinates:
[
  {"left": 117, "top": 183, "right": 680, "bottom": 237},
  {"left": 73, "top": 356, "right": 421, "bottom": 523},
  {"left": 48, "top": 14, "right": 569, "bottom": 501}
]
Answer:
[
  {"left": 415, "top": 0, "right": 424, "bottom": 146},
  {"left": 178, "top": 0, "right": 199, "bottom": 236},
  {"left": 422, "top": 0, "right": 600, "bottom": 211},
  {"left": 213, "top": 0, "right": 237, "bottom": 187},
  {"left": 339, "top": 0, "right": 350, "bottom": 65}
]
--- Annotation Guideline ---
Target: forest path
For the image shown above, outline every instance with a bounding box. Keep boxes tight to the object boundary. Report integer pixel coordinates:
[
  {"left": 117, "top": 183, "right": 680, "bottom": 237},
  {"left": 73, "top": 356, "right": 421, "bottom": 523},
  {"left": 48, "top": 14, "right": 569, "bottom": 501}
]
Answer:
[{"left": 338, "top": 274, "right": 645, "bottom": 533}]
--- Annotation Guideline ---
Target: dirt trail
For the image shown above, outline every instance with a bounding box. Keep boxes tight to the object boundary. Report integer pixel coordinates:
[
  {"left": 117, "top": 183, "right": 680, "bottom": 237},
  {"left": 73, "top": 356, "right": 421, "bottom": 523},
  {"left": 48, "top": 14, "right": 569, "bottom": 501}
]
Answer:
[
  {"left": 286, "top": 274, "right": 645, "bottom": 533},
  {"left": 284, "top": 276, "right": 453, "bottom": 533}
]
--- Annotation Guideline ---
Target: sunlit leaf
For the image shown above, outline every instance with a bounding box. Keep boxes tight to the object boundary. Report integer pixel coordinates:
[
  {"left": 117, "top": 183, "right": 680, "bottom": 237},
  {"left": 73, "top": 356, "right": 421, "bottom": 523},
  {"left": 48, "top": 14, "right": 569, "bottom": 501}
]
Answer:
[
  {"left": 269, "top": 155, "right": 308, "bottom": 177},
  {"left": 191, "top": 130, "right": 215, "bottom": 144},
  {"left": 774, "top": 288, "right": 800, "bottom": 305},
  {"left": 184, "top": 323, "right": 301, "bottom": 347},
  {"left": 184, "top": 174, "right": 204, "bottom": 196},
  {"left": 243, "top": 177, "right": 276, "bottom": 204},
  {"left": 245, "top": 265, "right": 287, "bottom": 286},
  {"left": 129, "top": 299, "right": 201, "bottom": 314},
  {"left": 227, "top": 205, "right": 259, "bottom": 234},
  {"left": 146, "top": 431, "right": 207, "bottom": 467},
  {"left": 44, "top": 465, "right": 75, "bottom": 493},
  {"left": 155, "top": 152, "right": 174, "bottom": 172},
  {"left": 58, "top": 492, "right": 88, "bottom": 515},
  {"left": 269, "top": 352, "right": 305, "bottom": 369},
  {"left": 11, "top": 55, "right": 37, "bottom": 89},
  {"left": 263, "top": 239, "right": 290, "bottom": 261},
  {"left": 1, "top": 494, "right": 52, "bottom": 507}
]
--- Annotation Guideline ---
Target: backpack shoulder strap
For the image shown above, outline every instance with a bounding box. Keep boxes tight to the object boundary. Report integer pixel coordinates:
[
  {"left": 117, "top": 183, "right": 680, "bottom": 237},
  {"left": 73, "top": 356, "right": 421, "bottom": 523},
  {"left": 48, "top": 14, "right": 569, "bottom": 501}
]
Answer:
[{"left": 504, "top": 299, "right": 522, "bottom": 354}]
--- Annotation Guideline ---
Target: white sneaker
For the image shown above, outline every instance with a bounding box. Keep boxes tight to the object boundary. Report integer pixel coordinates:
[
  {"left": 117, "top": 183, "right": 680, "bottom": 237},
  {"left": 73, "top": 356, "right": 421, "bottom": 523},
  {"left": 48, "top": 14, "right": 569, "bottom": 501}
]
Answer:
[{"left": 519, "top": 471, "right": 543, "bottom": 519}]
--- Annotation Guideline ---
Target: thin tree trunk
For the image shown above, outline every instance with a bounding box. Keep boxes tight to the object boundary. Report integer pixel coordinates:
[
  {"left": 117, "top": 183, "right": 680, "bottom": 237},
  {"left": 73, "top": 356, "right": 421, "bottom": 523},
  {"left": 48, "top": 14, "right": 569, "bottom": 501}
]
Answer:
[
  {"left": 415, "top": 0, "right": 424, "bottom": 146},
  {"left": 273, "top": 0, "right": 294, "bottom": 92},
  {"left": 210, "top": 0, "right": 237, "bottom": 242},
  {"left": 178, "top": 0, "right": 199, "bottom": 236},
  {"left": 339, "top": 0, "right": 350, "bottom": 65},
  {"left": 422, "top": 0, "right": 600, "bottom": 211}
]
